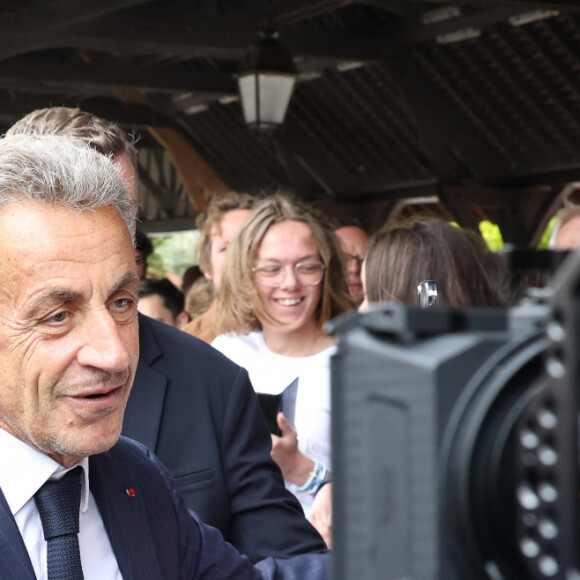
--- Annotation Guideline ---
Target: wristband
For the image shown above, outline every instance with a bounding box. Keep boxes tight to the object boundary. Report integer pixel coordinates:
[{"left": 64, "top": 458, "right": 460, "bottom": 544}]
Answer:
[{"left": 296, "top": 460, "right": 329, "bottom": 495}]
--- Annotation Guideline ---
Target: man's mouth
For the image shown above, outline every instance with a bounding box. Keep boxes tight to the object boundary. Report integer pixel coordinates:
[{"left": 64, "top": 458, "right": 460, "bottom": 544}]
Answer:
[{"left": 73, "top": 384, "right": 125, "bottom": 401}]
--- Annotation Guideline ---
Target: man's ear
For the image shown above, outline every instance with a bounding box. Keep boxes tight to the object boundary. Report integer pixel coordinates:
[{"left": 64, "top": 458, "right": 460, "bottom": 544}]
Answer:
[{"left": 176, "top": 311, "right": 191, "bottom": 330}]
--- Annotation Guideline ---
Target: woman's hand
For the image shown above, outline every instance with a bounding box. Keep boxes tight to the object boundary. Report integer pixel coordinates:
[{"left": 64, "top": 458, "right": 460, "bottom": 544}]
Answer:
[{"left": 270, "top": 412, "right": 315, "bottom": 485}]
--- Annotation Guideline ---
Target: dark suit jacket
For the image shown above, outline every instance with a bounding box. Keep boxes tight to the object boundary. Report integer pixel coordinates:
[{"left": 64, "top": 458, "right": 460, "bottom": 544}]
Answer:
[
  {"left": 0, "top": 437, "right": 328, "bottom": 579},
  {"left": 122, "top": 315, "right": 326, "bottom": 562}
]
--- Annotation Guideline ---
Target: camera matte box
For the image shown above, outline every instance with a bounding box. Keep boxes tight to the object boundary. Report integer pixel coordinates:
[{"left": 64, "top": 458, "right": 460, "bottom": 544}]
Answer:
[{"left": 329, "top": 304, "right": 548, "bottom": 580}]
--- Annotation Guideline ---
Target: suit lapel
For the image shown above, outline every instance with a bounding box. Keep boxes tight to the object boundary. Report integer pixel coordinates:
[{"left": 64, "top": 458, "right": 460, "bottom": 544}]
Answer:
[
  {"left": 89, "top": 453, "right": 164, "bottom": 580},
  {"left": 123, "top": 314, "right": 167, "bottom": 451},
  {"left": 0, "top": 487, "right": 36, "bottom": 580}
]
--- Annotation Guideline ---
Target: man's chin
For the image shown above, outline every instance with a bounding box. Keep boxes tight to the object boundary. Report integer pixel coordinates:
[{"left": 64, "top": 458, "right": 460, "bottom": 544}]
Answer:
[{"left": 47, "top": 422, "right": 123, "bottom": 466}]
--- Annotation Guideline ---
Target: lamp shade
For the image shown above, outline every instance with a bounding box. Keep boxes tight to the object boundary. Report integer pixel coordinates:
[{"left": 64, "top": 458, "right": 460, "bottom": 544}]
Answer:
[{"left": 238, "top": 28, "right": 297, "bottom": 132}]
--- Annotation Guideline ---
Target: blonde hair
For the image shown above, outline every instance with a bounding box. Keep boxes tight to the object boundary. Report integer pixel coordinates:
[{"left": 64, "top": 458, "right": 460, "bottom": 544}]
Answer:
[{"left": 216, "top": 192, "right": 352, "bottom": 333}]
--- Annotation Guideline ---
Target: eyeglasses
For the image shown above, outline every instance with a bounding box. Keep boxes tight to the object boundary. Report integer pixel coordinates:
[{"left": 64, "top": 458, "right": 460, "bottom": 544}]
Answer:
[{"left": 252, "top": 261, "right": 326, "bottom": 288}]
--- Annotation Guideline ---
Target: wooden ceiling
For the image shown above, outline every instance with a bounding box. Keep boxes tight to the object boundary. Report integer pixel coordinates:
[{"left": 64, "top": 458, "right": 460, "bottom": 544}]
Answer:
[{"left": 1, "top": 0, "right": 580, "bottom": 243}]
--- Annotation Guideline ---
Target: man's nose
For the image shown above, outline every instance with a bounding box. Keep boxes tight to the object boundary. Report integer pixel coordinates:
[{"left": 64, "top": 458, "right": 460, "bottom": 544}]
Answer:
[
  {"left": 347, "top": 256, "right": 362, "bottom": 275},
  {"left": 76, "top": 310, "right": 132, "bottom": 373}
]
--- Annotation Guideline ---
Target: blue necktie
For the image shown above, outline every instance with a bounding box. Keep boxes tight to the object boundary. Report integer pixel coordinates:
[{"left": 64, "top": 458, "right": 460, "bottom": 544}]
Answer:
[{"left": 34, "top": 467, "right": 84, "bottom": 580}]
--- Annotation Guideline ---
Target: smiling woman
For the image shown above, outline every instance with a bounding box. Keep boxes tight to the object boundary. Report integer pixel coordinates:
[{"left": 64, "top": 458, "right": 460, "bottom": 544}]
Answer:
[{"left": 211, "top": 193, "right": 352, "bottom": 522}]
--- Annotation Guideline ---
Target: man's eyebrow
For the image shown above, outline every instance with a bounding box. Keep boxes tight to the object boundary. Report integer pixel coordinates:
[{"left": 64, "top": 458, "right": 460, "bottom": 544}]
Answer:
[
  {"left": 23, "top": 288, "right": 81, "bottom": 320},
  {"left": 23, "top": 273, "right": 139, "bottom": 320},
  {"left": 110, "top": 272, "right": 140, "bottom": 295}
]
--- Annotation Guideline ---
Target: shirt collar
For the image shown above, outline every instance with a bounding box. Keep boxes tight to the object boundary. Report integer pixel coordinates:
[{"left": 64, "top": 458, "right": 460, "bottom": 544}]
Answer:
[{"left": 0, "top": 428, "right": 90, "bottom": 516}]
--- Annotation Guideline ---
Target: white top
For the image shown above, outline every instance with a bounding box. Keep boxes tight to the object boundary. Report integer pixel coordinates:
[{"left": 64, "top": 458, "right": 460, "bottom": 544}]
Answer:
[
  {"left": 212, "top": 331, "right": 334, "bottom": 508},
  {"left": 0, "top": 428, "right": 122, "bottom": 580}
]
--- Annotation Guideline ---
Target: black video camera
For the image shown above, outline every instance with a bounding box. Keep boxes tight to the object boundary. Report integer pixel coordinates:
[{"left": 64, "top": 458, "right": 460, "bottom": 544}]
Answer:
[{"left": 329, "top": 251, "right": 580, "bottom": 580}]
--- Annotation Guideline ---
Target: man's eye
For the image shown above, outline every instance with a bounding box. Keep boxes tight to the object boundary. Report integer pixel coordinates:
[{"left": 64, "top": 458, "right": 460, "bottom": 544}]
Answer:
[
  {"left": 110, "top": 297, "right": 137, "bottom": 322},
  {"left": 113, "top": 298, "right": 133, "bottom": 310},
  {"left": 48, "top": 311, "right": 68, "bottom": 324}
]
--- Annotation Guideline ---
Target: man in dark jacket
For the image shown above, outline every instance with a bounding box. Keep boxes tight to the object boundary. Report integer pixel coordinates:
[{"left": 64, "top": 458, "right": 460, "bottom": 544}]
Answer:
[
  {"left": 0, "top": 133, "right": 327, "bottom": 579},
  {"left": 7, "top": 107, "right": 326, "bottom": 561}
]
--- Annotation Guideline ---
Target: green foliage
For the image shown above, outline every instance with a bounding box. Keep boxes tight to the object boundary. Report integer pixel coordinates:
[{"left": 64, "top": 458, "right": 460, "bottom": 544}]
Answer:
[
  {"left": 538, "top": 217, "right": 556, "bottom": 249},
  {"left": 146, "top": 231, "right": 200, "bottom": 282},
  {"left": 478, "top": 220, "right": 504, "bottom": 252},
  {"left": 477, "top": 218, "right": 556, "bottom": 251}
]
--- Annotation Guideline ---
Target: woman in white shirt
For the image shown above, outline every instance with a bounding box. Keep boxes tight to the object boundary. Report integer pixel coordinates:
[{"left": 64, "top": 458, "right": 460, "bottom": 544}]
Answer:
[{"left": 212, "top": 193, "right": 352, "bottom": 513}]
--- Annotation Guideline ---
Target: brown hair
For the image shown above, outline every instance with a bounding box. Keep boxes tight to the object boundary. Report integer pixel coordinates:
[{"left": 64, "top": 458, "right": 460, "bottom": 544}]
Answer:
[
  {"left": 216, "top": 192, "right": 352, "bottom": 333},
  {"left": 7, "top": 107, "right": 138, "bottom": 166},
  {"left": 364, "top": 218, "right": 506, "bottom": 308},
  {"left": 195, "top": 191, "right": 255, "bottom": 275}
]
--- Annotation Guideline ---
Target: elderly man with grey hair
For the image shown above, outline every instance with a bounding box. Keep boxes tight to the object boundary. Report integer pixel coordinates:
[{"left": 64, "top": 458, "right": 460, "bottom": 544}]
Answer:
[
  {"left": 0, "top": 134, "right": 328, "bottom": 580},
  {"left": 7, "top": 107, "right": 327, "bottom": 561}
]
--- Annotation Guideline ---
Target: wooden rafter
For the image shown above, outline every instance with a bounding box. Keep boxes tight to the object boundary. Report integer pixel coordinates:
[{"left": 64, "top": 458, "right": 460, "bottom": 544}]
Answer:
[{"left": 147, "top": 126, "right": 230, "bottom": 212}]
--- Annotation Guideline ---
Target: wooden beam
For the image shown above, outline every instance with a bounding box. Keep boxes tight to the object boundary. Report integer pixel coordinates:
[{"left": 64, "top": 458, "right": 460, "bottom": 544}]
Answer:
[
  {"left": 0, "top": 55, "right": 237, "bottom": 96},
  {"left": 0, "top": 0, "right": 157, "bottom": 61},
  {"left": 0, "top": 1, "right": 577, "bottom": 67},
  {"left": 30, "top": 3, "right": 578, "bottom": 65},
  {"left": 12, "top": 0, "right": 154, "bottom": 29},
  {"left": 147, "top": 126, "right": 230, "bottom": 212}
]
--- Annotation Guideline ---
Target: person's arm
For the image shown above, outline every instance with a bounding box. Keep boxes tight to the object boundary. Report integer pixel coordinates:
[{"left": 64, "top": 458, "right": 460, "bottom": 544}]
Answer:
[
  {"left": 174, "top": 459, "right": 331, "bottom": 580},
  {"left": 220, "top": 368, "right": 327, "bottom": 561},
  {"left": 177, "top": 487, "right": 330, "bottom": 580},
  {"left": 183, "top": 506, "right": 330, "bottom": 580},
  {"left": 131, "top": 437, "right": 330, "bottom": 580},
  {"left": 271, "top": 413, "right": 330, "bottom": 493},
  {"left": 270, "top": 411, "right": 332, "bottom": 547}
]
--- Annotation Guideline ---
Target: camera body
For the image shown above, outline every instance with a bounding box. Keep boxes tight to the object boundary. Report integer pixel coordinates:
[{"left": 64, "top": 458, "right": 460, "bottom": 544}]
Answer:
[{"left": 330, "top": 252, "right": 580, "bottom": 580}]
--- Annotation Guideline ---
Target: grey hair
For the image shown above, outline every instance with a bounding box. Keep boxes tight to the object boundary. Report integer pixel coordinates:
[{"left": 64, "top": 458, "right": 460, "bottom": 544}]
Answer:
[{"left": 0, "top": 134, "right": 136, "bottom": 236}]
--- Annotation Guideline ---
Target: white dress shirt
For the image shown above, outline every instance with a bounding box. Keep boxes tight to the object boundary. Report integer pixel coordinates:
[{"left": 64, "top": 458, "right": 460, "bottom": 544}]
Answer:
[{"left": 0, "top": 428, "right": 122, "bottom": 580}]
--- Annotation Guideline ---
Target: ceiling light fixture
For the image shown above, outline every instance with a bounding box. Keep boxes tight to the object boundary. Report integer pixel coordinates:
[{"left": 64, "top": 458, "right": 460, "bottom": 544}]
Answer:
[{"left": 237, "top": 28, "right": 298, "bottom": 134}]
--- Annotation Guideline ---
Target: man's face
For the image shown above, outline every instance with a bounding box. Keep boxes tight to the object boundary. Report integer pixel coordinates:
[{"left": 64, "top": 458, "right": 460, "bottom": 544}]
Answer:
[
  {"left": 206, "top": 209, "right": 251, "bottom": 291},
  {"left": 0, "top": 202, "right": 140, "bottom": 467},
  {"left": 138, "top": 293, "right": 177, "bottom": 327},
  {"left": 334, "top": 226, "right": 369, "bottom": 307},
  {"left": 553, "top": 216, "right": 580, "bottom": 250}
]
